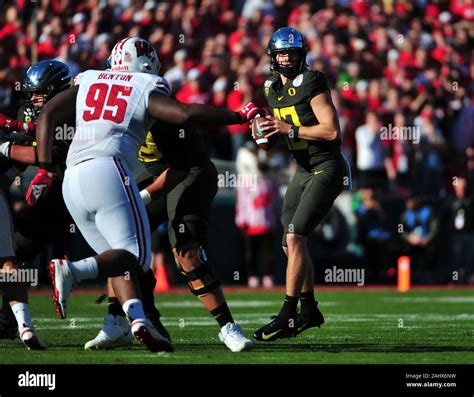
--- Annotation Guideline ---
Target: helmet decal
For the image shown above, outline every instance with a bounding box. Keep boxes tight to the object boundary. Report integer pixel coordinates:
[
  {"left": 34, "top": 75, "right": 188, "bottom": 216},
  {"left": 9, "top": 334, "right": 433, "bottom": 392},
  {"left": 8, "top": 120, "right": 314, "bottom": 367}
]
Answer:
[{"left": 110, "top": 37, "right": 161, "bottom": 75}]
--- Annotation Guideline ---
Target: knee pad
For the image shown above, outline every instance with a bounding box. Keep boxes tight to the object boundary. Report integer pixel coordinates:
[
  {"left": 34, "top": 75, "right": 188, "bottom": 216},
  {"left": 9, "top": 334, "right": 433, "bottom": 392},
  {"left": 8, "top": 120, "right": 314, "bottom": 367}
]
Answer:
[{"left": 176, "top": 247, "right": 221, "bottom": 297}]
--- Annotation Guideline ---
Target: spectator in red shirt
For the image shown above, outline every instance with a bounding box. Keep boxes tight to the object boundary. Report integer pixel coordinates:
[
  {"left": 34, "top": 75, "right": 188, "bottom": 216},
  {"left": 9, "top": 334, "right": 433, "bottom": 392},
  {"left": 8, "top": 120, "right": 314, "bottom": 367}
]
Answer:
[
  {"left": 226, "top": 75, "right": 253, "bottom": 160},
  {"left": 176, "top": 68, "right": 210, "bottom": 105}
]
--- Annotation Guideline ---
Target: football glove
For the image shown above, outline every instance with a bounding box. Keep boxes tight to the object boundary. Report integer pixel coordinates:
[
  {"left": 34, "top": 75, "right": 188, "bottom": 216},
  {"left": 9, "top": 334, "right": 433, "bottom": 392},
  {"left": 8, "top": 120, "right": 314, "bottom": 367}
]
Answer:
[
  {"left": 26, "top": 168, "right": 55, "bottom": 205},
  {"left": 238, "top": 102, "right": 265, "bottom": 123},
  {"left": 0, "top": 113, "right": 36, "bottom": 134}
]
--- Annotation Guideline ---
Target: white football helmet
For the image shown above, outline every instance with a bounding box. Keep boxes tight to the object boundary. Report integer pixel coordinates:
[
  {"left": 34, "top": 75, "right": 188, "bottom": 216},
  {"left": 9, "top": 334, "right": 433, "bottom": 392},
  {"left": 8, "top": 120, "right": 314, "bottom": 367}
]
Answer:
[{"left": 109, "top": 37, "right": 161, "bottom": 75}]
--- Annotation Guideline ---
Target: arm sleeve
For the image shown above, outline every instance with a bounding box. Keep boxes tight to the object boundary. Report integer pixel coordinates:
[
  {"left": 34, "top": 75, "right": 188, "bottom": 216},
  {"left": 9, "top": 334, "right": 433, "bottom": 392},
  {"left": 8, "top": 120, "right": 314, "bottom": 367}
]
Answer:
[
  {"left": 306, "top": 71, "right": 330, "bottom": 103},
  {"left": 145, "top": 76, "right": 171, "bottom": 108}
]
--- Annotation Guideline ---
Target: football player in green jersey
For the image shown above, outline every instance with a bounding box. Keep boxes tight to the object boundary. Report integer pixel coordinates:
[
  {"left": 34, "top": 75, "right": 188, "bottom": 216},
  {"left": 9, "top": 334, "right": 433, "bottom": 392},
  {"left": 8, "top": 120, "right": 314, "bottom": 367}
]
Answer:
[{"left": 253, "top": 27, "right": 350, "bottom": 342}]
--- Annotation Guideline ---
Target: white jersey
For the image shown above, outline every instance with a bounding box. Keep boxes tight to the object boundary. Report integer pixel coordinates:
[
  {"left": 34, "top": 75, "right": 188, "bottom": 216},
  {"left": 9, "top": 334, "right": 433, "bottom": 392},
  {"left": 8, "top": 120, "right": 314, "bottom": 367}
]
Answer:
[{"left": 67, "top": 69, "right": 170, "bottom": 173}]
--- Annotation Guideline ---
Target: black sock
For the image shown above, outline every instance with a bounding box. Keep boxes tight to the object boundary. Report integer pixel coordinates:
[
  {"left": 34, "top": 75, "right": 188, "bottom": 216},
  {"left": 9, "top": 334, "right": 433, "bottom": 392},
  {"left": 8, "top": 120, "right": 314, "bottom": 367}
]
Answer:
[
  {"left": 210, "top": 303, "right": 234, "bottom": 328},
  {"left": 108, "top": 297, "right": 125, "bottom": 317},
  {"left": 1, "top": 297, "right": 13, "bottom": 319},
  {"left": 138, "top": 269, "right": 157, "bottom": 313},
  {"left": 279, "top": 295, "right": 298, "bottom": 321},
  {"left": 300, "top": 291, "right": 317, "bottom": 314}
]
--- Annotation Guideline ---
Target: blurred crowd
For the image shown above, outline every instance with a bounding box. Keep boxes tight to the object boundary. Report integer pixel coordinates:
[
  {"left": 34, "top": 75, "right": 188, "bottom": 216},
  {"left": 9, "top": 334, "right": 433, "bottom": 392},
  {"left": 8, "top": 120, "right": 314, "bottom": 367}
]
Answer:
[{"left": 0, "top": 0, "right": 473, "bottom": 284}]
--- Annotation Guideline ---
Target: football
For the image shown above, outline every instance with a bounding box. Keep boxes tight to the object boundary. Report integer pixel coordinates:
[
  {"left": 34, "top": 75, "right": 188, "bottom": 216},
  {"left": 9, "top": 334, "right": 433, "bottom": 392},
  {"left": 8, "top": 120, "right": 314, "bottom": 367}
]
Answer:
[{"left": 251, "top": 116, "right": 277, "bottom": 151}]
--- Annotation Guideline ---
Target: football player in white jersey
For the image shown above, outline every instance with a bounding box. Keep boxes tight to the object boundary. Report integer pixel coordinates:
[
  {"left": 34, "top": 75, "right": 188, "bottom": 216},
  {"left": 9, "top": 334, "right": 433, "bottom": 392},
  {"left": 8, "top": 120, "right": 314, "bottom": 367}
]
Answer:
[{"left": 27, "top": 37, "right": 261, "bottom": 352}]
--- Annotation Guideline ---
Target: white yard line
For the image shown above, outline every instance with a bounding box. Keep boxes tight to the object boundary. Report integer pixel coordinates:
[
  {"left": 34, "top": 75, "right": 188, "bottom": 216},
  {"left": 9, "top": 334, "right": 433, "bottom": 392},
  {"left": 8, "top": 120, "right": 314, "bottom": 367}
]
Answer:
[{"left": 381, "top": 297, "right": 474, "bottom": 303}]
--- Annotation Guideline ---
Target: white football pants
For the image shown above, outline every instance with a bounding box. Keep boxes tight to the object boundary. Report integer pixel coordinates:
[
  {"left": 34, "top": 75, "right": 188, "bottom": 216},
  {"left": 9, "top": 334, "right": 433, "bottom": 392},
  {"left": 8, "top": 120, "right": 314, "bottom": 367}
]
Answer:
[{"left": 62, "top": 156, "right": 151, "bottom": 271}]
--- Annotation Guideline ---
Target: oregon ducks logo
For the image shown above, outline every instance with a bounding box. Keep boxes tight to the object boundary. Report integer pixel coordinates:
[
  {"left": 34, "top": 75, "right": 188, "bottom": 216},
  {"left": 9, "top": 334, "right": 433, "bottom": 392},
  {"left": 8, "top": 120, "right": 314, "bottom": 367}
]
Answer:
[{"left": 288, "top": 87, "right": 296, "bottom": 96}]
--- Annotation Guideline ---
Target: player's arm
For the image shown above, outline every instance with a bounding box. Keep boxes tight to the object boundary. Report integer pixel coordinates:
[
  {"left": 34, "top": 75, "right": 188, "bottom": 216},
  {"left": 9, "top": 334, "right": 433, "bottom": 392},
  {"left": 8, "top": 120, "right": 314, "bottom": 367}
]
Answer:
[
  {"left": 1, "top": 136, "right": 68, "bottom": 166},
  {"left": 0, "top": 139, "right": 37, "bottom": 165},
  {"left": 0, "top": 113, "right": 38, "bottom": 164},
  {"left": 0, "top": 113, "right": 36, "bottom": 134},
  {"left": 260, "top": 92, "right": 341, "bottom": 142},
  {"left": 148, "top": 92, "right": 261, "bottom": 127},
  {"left": 25, "top": 86, "right": 77, "bottom": 205},
  {"left": 35, "top": 86, "right": 78, "bottom": 166}
]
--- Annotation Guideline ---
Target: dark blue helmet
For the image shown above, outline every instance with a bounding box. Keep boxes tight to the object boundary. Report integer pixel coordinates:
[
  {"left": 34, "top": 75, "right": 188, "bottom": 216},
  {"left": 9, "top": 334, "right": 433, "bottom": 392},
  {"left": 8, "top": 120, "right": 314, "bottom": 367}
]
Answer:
[
  {"left": 267, "top": 27, "right": 308, "bottom": 77},
  {"left": 21, "top": 60, "right": 73, "bottom": 116}
]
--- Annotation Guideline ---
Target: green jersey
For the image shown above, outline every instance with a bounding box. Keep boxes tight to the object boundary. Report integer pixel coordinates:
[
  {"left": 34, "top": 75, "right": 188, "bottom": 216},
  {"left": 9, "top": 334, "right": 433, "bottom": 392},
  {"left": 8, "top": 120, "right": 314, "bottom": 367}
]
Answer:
[
  {"left": 264, "top": 69, "right": 340, "bottom": 170},
  {"left": 138, "top": 120, "right": 210, "bottom": 176}
]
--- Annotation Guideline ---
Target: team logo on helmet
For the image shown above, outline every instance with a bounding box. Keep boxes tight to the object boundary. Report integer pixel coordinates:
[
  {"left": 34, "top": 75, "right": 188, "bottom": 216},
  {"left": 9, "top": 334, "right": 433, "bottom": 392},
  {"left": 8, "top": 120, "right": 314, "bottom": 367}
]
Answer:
[{"left": 110, "top": 37, "right": 161, "bottom": 75}]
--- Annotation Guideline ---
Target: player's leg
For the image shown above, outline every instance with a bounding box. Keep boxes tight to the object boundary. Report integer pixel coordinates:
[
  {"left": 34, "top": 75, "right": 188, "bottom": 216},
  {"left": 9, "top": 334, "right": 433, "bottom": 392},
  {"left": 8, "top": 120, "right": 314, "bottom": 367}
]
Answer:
[
  {"left": 86, "top": 195, "right": 171, "bottom": 350},
  {"left": 0, "top": 294, "right": 16, "bottom": 339},
  {"left": 254, "top": 158, "right": 345, "bottom": 341},
  {"left": 139, "top": 196, "right": 170, "bottom": 337},
  {"left": 56, "top": 157, "right": 171, "bottom": 351},
  {"left": 168, "top": 163, "right": 253, "bottom": 351},
  {"left": 84, "top": 277, "right": 134, "bottom": 350},
  {"left": 102, "top": 196, "right": 170, "bottom": 336},
  {"left": 253, "top": 172, "right": 302, "bottom": 341},
  {"left": 291, "top": 158, "right": 346, "bottom": 335},
  {"left": 0, "top": 192, "right": 45, "bottom": 350},
  {"left": 55, "top": 158, "right": 147, "bottom": 304},
  {"left": 173, "top": 242, "right": 225, "bottom": 316},
  {"left": 102, "top": 158, "right": 172, "bottom": 351},
  {"left": 282, "top": 243, "right": 316, "bottom": 296},
  {"left": 1, "top": 182, "right": 73, "bottom": 339},
  {"left": 297, "top": 255, "right": 325, "bottom": 334},
  {"left": 1, "top": 196, "right": 50, "bottom": 339}
]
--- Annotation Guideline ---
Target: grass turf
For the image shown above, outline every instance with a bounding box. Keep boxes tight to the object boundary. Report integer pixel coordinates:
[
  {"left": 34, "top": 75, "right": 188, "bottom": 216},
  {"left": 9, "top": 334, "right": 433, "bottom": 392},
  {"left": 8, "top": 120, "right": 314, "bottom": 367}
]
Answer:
[{"left": 0, "top": 288, "right": 473, "bottom": 364}]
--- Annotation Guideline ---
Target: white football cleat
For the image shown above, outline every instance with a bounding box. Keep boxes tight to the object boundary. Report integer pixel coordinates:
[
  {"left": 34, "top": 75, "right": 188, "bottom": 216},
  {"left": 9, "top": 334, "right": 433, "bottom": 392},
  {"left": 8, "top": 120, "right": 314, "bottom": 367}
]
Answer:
[
  {"left": 84, "top": 315, "right": 133, "bottom": 350},
  {"left": 49, "top": 259, "right": 76, "bottom": 319},
  {"left": 218, "top": 322, "right": 254, "bottom": 352},
  {"left": 131, "top": 319, "right": 173, "bottom": 353},
  {"left": 20, "top": 327, "right": 46, "bottom": 350}
]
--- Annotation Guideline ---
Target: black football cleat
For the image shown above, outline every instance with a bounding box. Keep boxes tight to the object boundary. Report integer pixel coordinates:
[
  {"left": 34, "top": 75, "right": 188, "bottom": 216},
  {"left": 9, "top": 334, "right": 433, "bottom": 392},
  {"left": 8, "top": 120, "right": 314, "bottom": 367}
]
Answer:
[
  {"left": 146, "top": 309, "right": 171, "bottom": 343},
  {"left": 0, "top": 316, "right": 18, "bottom": 340},
  {"left": 296, "top": 303, "right": 325, "bottom": 335},
  {"left": 253, "top": 315, "right": 297, "bottom": 342}
]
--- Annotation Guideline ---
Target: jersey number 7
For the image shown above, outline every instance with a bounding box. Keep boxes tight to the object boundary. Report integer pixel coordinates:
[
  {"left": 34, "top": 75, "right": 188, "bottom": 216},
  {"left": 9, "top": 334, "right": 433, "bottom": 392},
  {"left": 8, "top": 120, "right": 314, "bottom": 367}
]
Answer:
[
  {"left": 274, "top": 106, "right": 308, "bottom": 150},
  {"left": 83, "top": 83, "right": 133, "bottom": 123}
]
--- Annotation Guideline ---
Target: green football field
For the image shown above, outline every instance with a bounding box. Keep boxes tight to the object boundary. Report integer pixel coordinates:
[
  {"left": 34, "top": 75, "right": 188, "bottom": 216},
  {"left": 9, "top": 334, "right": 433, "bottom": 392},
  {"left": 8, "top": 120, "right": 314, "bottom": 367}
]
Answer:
[{"left": 1, "top": 288, "right": 473, "bottom": 364}]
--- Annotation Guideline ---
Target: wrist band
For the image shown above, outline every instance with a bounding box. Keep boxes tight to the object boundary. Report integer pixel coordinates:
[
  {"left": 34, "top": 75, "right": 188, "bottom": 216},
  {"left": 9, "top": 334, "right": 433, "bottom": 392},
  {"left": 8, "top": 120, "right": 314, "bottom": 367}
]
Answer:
[
  {"left": 39, "top": 162, "right": 54, "bottom": 172},
  {"left": 140, "top": 189, "right": 152, "bottom": 205},
  {"left": 289, "top": 126, "right": 300, "bottom": 139}
]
